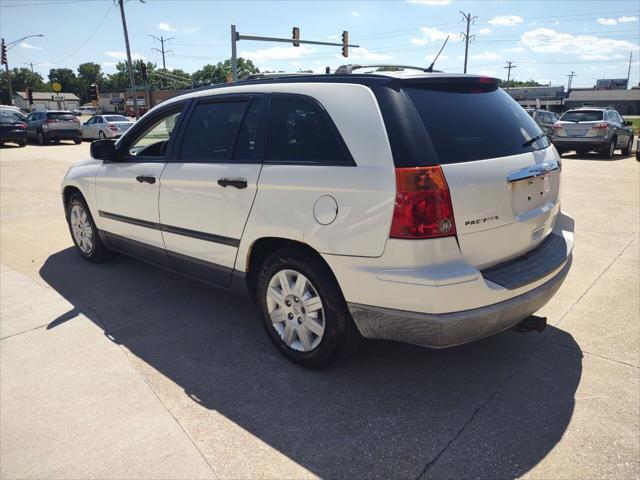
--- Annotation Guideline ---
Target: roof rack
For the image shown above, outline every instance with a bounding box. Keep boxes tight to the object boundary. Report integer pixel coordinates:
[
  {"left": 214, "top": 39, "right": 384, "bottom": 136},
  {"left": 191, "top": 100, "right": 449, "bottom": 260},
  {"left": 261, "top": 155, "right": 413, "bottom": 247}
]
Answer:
[
  {"left": 334, "top": 64, "right": 431, "bottom": 75},
  {"left": 243, "top": 72, "right": 317, "bottom": 81}
]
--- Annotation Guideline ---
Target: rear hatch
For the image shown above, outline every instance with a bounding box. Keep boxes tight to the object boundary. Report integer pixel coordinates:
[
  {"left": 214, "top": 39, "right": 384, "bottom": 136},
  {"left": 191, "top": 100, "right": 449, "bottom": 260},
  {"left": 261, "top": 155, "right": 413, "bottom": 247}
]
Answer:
[
  {"left": 402, "top": 77, "right": 560, "bottom": 269},
  {"left": 553, "top": 109, "right": 605, "bottom": 138},
  {"left": 46, "top": 111, "right": 80, "bottom": 131}
]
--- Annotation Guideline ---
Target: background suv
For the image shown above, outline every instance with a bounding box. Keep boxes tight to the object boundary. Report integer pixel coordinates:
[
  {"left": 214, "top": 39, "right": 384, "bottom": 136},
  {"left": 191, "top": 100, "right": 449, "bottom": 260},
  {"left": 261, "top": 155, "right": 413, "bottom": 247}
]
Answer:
[
  {"left": 526, "top": 108, "right": 558, "bottom": 136},
  {"left": 552, "top": 107, "right": 634, "bottom": 158},
  {"left": 26, "top": 110, "right": 82, "bottom": 145},
  {"left": 61, "top": 72, "right": 574, "bottom": 368}
]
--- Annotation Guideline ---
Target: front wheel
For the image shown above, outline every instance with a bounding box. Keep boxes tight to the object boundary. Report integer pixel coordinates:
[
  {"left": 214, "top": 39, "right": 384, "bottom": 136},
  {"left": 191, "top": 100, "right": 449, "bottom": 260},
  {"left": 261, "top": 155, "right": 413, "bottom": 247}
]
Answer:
[
  {"left": 256, "top": 248, "right": 360, "bottom": 369},
  {"left": 66, "top": 194, "right": 110, "bottom": 262}
]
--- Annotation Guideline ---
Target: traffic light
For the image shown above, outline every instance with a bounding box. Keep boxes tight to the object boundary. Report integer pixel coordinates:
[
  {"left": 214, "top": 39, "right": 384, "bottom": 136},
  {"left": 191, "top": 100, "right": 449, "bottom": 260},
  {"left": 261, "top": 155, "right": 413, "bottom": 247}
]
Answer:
[
  {"left": 89, "top": 83, "right": 99, "bottom": 101},
  {"left": 140, "top": 63, "right": 148, "bottom": 83},
  {"left": 26, "top": 88, "right": 33, "bottom": 105},
  {"left": 341, "top": 31, "right": 349, "bottom": 58},
  {"left": 1, "top": 39, "right": 7, "bottom": 66},
  {"left": 292, "top": 27, "right": 300, "bottom": 47}
]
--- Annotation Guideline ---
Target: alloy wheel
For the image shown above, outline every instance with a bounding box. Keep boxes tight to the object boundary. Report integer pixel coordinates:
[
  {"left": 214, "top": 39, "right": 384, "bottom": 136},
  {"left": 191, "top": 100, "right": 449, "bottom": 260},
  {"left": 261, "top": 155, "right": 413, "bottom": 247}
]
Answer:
[
  {"left": 70, "top": 204, "right": 94, "bottom": 255},
  {"left": 266, "top": 269, "right": 325, "bottom": 352}
]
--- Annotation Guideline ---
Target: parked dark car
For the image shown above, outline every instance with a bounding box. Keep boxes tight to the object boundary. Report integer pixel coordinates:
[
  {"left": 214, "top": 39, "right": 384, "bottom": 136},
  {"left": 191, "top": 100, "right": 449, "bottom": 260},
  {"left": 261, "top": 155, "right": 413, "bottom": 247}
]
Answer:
[
  {"left": 25, "top": 110, "right": 82, "bottom": 145},
  {"left": 526, "top": 109, "right": 559, "bottom": 136},
  {"left": 0, "top": 111, "right": 28, "bottom": 147},
  {"left": 551, "top": 107, "right": 634, "bottom": 159}
]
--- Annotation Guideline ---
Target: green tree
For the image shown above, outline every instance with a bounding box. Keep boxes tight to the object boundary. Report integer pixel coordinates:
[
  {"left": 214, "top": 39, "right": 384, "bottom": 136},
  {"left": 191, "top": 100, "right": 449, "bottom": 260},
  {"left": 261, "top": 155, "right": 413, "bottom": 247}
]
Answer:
[
  {"left": 48, "top": 68, "right": 78, "bottom": 93},
  {"left": 500, "top": 79, "right": 543, "bottom": 88},
  {"left": 191, "top": 57, "right": 259, "bottom": 87},
  {"left": 0, "top": 68, "right": 47, "bottom": 103},
  {"left": 76, "top": 62, "right": 104, "bottom": 102}
]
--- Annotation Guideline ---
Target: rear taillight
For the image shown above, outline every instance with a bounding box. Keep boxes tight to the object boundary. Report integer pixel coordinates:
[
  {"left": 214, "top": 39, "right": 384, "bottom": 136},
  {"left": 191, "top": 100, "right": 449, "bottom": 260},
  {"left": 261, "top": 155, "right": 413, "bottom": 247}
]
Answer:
[
  {"left": 592, "top": 122, "right": 608, "bottom": 129},
  {"left": 390, "top": 166, "right": 456, "bottom": 239},
  {"left": 108, "top": 124, "right": 118, "bottom": 131},
  {"left": 553, "top": 122, "right": 562, "bottom": 130},
  {"left": 72, "top": 117, "right": 80, "bottom": 123},
  {"left": 16, "top": 122, "right": 27, "bottom": 129}
]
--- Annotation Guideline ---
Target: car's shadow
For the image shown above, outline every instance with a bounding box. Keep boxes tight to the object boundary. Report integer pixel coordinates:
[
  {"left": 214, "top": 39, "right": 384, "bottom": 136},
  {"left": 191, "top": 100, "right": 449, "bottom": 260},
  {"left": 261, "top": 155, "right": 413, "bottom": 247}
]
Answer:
[{"left": 39, "top": 248, "right": 582, "bottom": 478}]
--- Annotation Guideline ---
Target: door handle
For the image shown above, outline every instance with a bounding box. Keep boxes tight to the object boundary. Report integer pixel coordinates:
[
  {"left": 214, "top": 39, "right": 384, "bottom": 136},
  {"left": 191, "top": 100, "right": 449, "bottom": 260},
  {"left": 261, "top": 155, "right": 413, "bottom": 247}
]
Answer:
[
  {"left": 217, "top": 178, "right": 248, "bottom": 189},
  {"left": 136, "top": 175, "right": 156, "bottom": 184}
]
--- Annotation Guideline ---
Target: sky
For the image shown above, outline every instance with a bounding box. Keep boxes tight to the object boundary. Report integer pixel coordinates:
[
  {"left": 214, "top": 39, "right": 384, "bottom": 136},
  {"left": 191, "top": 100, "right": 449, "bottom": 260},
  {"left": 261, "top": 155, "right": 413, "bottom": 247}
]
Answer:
[{"left": 1, "top": 0, "right": 639, "bottom": 88}]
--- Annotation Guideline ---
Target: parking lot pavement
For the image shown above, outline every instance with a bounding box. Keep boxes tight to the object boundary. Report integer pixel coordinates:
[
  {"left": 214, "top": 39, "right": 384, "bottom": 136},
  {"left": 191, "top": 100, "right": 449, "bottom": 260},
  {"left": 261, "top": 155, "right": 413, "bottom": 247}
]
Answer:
[{"left": 1, "top": 142, "right": 638, "bottom": 479}]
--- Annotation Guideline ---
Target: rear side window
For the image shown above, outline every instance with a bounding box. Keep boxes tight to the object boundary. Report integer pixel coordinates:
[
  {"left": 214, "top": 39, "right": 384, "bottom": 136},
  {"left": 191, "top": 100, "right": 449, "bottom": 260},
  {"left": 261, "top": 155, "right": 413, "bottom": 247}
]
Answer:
[
  {"left": 47, "top": 112, "right": 74, "bottom": 121},
  {"left": 233, "top": 99, "right": 264, "bottom": 161},
  {"left": 179, "top": 101, "right": 247, "bottom": 163},
  {"left": 267, "top": 95, "right": 353, "bottom": 165},
  {"left": 405, "top": 85, "right": 549, "bottom": 164},
  {"left": 560, "top": 110, "right": 603, "bottom": 122}
]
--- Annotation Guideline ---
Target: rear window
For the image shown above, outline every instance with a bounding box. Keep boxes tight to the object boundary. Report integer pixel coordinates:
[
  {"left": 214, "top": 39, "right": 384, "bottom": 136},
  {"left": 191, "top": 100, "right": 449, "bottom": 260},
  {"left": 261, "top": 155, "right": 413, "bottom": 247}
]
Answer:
[
  {"left": 560, "top": 110, "right": 603, "bottom": 122},
  {"left": 0, "top": 112, "right": 24, "bottom": 123},
  {"left": 47, "top": 112, "right": 74, "bottom": 121},
  {"left": 405, "top": 84, "right": 549, "bottom": 164}
]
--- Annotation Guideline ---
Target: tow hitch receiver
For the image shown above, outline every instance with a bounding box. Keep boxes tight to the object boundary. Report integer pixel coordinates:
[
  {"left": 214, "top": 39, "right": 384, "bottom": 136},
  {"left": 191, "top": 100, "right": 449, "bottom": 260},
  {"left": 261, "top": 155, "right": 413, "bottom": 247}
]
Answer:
[{"left": 512, "top": 315, "right": 547, "bottom": 333}]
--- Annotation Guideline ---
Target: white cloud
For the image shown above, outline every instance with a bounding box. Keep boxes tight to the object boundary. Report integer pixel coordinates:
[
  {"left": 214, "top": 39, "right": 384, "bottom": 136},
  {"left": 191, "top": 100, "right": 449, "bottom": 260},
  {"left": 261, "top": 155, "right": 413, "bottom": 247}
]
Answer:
[
  {"left": 158, "top": 22, "right": 176, "bottom": 32},
  {"left": 240, "top": 45, "right": 316, "bottom": 62},
  {"left": 20, "top": 42, "right": 42, "bottom": 50},
  {"left": 581, "top": 54, "right": 611, "bottom": 60},
  {"left": 478, "top": 69, "right": 497, "bottom": 77},
  {"left": 185, "top": 26, "right": 200, "bottom": 33},
  {"left": 425, "top": 52, "right": 448, "bottom": 61},
  {"left": 488, "top": 15, "right": 524, "bottom": 26},
  {"left": 352, "top": 10, "right": 359, "bottom": 16},
  {"left": 619, "top": 16, "right": 638, "bottom": 23},
  {"left": 521, "top": 28, "right": 639, "bottom": 56},
  {"left": 470, "top": 51, "right": 501, "bottom": 60},
  {"left": 477, "top": 27, "right": 491, "bottom": 35},
  {"left": 343, "top": 47, "right": 393, "bottom": 61},
  {"left": 101, "top": 62, "right": 117, "bottom": 68},
  {"left": 327, "top": 34, "right": 339, "bottom": 41},
  {"left": 597, "top": 18, "right": 617, "bottom": 26},
  {"left": 504, "top": 46, "right": 524, "bottom": 53},
  {"left": 105, "top": 51, "right": 144, "bottom": 60},
  {"left": 411, "top": 26, "right": 461, "bottom": 46},
  {"left": 407, "top": 0, "right": 452, "bottom": 5}
]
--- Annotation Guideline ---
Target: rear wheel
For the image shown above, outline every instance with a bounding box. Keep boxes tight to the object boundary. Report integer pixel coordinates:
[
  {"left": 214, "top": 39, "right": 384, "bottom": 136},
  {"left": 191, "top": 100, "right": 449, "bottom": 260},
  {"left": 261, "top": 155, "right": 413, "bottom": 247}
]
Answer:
[
  {"left": 98, "top": 130, "right": 106, "bottom": 140},
  {"left": 601, "top": 138, "right": 616, "bottom": 159},
  {"left": 18, "top": 140, "right": 26, "bottom": 147},
  {"left": 37, "top": 130, "right": 47, "bottom": 145},
  {"left": 256, "top": 248, "right": 360, "bottom": 369},
  {"left": 73, "top": 138, "right": 82, "bottom": 145},
  {"left": 66, "top": 194, "right": 110, "bottom": 263},
  {"left": 621, "top": 136, "right": 633, "bottom": 156}
]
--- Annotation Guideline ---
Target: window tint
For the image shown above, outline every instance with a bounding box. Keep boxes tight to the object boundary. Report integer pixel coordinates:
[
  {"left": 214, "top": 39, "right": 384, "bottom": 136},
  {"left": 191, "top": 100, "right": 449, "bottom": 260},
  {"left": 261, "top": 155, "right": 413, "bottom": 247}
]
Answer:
[
  {"left": 129, "top": 110, "right": 181, "bottom": 157},
  {"left": 268, "top": 96, "right": 351, "bottom": 165},
  {"left": 179, "top": 101, "right": 247, "bottom": 163},
  {"left": 560, "top": 110, "right": 603, "bottom": 122},
  {"left": 104, "top": 115, "right": 129, "bottom": 122},
  {"left": 233, "top": 99, "right": 264, "bottom": 161},
  {"left": 405, "top": 85, "right": 549, "bottom": 164}
]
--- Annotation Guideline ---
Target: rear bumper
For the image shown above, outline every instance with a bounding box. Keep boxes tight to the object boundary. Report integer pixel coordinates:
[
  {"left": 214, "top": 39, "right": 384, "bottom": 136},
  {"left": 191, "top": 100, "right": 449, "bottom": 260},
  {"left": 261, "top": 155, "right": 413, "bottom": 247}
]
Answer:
[
  {"left": 0, "top": 131, "right": 27, "bottom": 142},
  {"left": 551, "top": 137, "right": 608, "bottom": 150},
  {"left": 45, "top": 129, "right": 82, "bottom": 139},
  {"left": 348, "top": 254, "right": 571, "bottom": 348}
]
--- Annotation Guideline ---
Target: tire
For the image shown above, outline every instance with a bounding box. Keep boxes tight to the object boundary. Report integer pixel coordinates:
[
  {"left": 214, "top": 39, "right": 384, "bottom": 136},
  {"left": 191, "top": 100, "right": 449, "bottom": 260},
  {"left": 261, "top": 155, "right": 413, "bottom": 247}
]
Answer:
[
  {"left": 98, "top": 130, "right": 106, "bottom": 140},
  {"left": 73, "top": 138, "right": 82, "bottom": 145},
  {"left": 601, "top": 138, "right": 616, "bottom": 159},
  {"left": 621, "top": 136, "right": 633, "bottom": 156},
  {"left": 18, "top": 140, "right": 26, "bottom": 147},
  {"left": 256, "top": 247, "right": 360, "bottom": 369},
  {"left": 37, "top": 130, "right": 47, "bottom": 145},
  {"left": 66, "top": 193, "right": 110, "bottom": 263}
]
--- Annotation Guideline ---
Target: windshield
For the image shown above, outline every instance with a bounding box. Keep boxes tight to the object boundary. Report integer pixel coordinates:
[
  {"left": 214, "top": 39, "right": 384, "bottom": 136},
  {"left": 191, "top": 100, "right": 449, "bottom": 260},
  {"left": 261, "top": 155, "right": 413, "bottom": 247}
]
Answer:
[
  {"left": 47, "top": 112, "right": 75, "bottom": 121},
  {"left": 104, "top": 115, "right": 129, "bottom": 122},
  {"left": 560, "top": 110, "right": 603, "bottom": 122},
  {"left": 0, "top": 112, "right": 25, "bottom": 123},
  {"left": 405, "top": 84, "right": 549, "bottom": 164}
]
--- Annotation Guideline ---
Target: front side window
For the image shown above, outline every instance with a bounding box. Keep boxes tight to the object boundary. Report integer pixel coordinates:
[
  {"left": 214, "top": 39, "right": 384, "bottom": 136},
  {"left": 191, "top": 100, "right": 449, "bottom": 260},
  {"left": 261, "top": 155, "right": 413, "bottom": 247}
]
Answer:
[
  {"left": 128, "top": 110, "right": 181, "bottom": 157},
  {"left": 268, "top": 96, "right": 351, "bottom": 165},
  {"left": 179, "top": 101, "right": 247, "bottom": 162}
]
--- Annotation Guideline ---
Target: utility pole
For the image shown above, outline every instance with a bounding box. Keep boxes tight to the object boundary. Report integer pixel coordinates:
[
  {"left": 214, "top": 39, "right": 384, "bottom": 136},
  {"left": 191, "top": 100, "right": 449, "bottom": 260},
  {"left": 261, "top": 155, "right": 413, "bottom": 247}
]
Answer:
[
  {"left": 626, "top": 51, "right": 633, "bottom": 88},
  {"left": 23, "top": 61, "right": 35, "bottom": 72},
  {"left": 118, "top": 0, "right": 139, "bottom": 119},
  {"left": 149, "top": 34, "right": 173, "bottom": 70},
  {"left": 504, "top": 61, "right": 516, "bottom": 89},
  {"left": 567, "top": 71, "right": 576, "bottom": 93},
  {"left": 459, "top": 11, "right": 477, "bottom": 74}
]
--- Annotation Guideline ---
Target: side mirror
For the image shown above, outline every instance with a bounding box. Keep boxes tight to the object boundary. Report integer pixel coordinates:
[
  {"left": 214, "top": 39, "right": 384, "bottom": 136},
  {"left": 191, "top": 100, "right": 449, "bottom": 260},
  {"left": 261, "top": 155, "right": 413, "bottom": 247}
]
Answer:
[
  {"left": 625, "top": 120, "right": 633, "bottom": 126},
  {"left": 90, "top": 139, "right": 117, "bottom": 162}
]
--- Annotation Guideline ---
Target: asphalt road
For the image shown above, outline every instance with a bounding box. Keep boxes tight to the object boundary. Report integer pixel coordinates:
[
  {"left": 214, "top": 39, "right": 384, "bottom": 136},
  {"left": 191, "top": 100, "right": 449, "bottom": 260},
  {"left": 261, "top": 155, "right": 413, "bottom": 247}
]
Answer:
[{"left": 1, "top": 140, "right": 638, "bottom": 479}]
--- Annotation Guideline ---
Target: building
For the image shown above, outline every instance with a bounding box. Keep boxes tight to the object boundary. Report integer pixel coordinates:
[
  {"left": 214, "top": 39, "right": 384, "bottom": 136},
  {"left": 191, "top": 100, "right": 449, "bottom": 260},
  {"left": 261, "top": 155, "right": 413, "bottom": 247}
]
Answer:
[
  {"left": 12, "top": 91, "right": 80, "bottom": 111},
  {"left": 505, "top": 85, "right": 566, "bottom": 112},
  {"left": 98, "top": 89, "right": 182, "bottom": 115},
  {"left": 565, "top": 89, "right": 640, "bottom": 115},
  {"left": 595, "top": 78, "right": 628, "bottom": 90}
]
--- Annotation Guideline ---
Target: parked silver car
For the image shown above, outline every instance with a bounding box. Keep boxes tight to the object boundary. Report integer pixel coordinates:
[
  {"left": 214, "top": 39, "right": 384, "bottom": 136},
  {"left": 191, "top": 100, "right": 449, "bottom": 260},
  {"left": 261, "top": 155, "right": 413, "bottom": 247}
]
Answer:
[
  {"left": 26, "top": 110, "right": 82, "bottom": 145},
  {"left": 525, "top": 109, "right": 559, "bottom": 136},
  {"left": 551, "top": 107, "right": 634, "bottom": 159},
  {"left": 82, "top": 114, "right": 135, "bottom": 140}
]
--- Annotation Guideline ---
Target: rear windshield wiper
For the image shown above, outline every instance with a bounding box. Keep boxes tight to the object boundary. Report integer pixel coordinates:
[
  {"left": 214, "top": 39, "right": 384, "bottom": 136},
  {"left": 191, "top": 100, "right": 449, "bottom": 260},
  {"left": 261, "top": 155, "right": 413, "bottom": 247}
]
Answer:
[{"left": 522, "top": 133, "right": 547, "bottom": 147}]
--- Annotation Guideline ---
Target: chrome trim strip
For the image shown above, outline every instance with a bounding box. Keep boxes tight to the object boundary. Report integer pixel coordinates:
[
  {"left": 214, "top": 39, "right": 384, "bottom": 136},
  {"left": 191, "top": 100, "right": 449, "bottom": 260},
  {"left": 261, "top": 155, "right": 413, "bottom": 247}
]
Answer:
[{"left": 507, "top": 159, "right": 560, "bottom": 183}]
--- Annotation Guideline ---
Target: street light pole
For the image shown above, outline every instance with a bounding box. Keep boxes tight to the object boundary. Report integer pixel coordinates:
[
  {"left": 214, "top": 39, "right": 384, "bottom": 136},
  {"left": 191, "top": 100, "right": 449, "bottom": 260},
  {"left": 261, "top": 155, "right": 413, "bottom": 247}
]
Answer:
[
  {"left": 118, "top": 0, "right": 139, "bottom": 119},
  {"left": 2, "top": 34, "right": 44, "bottom": 105}
]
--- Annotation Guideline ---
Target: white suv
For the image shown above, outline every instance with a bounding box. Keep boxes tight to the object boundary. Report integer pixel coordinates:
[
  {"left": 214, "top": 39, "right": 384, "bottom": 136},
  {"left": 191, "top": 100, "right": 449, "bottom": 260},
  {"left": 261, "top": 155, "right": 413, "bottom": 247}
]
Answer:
[{"left": 61, "top": 72, "right": 574, "bottom": 368}]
